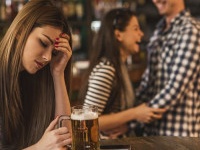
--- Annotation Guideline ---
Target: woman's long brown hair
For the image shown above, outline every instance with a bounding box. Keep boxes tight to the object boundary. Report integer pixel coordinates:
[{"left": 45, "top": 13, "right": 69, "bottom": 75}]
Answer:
[
  {"left": 0, "top": 0, "right": 72, "bottom": 149},
  {"left": 79, "top": 8, "right": 135, "bottom": 111}
]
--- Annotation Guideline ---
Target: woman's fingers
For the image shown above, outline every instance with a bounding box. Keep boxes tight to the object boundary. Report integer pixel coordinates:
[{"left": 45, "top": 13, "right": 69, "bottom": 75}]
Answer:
[
  {"left": 151, "top": 107, "right": 166, "bottom": 119},
  {"left": 152, "top": 108, "right": 167, "bottom": 114},
  {"left": 147, "top": 109, "right": 165, "bottom": 123},
  {"left": 54, "top": 38, "right": 71, "bottom": 52},
  {"left": 45, "top": 116, "right": 59, "bottom": 132},
  {"left": 60, "top": 139, "right": 72, "bottom": 148},
  {"left": 56, "top": 131, "right": 71, "bottom": 142},
  {"left": 36, "top": 117, "right": 72, "bottom": 150},
  {"left": 54, "top": 126, "right": 70, "bottom": 135},
  {"left": 151, "top": 113, "right": 163, "bottom": 119},
  {"left": 56, "top": 128, "right": 72, "bottom": 148},
  {"left": 51, "top": 33, "right": 72, "bottom": 70},
  {"left": 54, "top": 33, "right": 71, "bottom": 50},
  {"left": 55, "top": 42, "right": 71, "bottom": 52},
  {"left": 60, "top": 33, "right": 70, "bottom": 40}
]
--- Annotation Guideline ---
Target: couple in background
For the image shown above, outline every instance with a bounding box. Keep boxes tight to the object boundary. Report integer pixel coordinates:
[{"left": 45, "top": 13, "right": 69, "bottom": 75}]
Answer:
[{"left": 80, "top": 0, "right": 200, "bottom": 138}]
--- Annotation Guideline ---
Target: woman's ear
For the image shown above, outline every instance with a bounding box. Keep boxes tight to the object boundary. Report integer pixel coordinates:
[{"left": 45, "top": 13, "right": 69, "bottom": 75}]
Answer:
[{"left": 114, "top": 29, "right": 122, "bottom": 42}]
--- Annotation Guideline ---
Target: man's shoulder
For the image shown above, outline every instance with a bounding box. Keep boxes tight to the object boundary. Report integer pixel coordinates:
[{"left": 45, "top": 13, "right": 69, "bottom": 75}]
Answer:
[{"left": 181, "top": 14, "right": 200, "bottom": 31}]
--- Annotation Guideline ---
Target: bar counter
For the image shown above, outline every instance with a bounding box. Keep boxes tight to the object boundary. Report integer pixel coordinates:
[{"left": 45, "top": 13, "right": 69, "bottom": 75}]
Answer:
[{"left": 100, "top": 136, "right": 200, "bottom": 150}]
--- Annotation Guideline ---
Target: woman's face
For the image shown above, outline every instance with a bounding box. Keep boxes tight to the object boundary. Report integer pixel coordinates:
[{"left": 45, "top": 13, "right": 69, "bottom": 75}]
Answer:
[
  {"left": 115, "top": 16, "right": 144, "bottom": 55},
  {"left": 22, "top": 25, "right": 62, "bottom": 74}
]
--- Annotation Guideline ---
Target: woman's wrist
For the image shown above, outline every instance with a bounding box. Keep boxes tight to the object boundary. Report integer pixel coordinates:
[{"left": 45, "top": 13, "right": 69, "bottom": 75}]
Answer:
[{"left": 52, "top": 72, "right": 64, "bottom": 80}]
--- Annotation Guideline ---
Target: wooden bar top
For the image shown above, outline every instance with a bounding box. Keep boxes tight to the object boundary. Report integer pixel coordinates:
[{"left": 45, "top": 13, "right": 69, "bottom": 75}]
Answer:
[{"left": 100, "top": 136, "right": 200, "bottom": 150}]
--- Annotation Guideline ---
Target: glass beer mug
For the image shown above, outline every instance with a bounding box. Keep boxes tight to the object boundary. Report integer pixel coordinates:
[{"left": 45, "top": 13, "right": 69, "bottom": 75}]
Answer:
[{"left": 58, "top": 105, "right": 100, "bottom": 150}]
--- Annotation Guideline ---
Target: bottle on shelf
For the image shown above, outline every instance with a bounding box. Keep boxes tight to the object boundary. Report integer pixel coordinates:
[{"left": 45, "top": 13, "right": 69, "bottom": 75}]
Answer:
[
  {"left": 62, "top": 0, "right": 84, "bottom": 21},
  {"left": 0, "top": 0, "right": 7, "bottom": 21}
]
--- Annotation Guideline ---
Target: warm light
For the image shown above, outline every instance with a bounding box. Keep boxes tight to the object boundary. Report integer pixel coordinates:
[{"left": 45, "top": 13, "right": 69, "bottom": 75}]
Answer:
[{"left": 91, "top": 21, "right": 101, "bottom": 33}]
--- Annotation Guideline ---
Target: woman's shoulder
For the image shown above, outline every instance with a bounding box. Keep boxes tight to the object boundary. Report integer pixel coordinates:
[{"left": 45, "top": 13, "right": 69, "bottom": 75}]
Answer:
[
  {"left": 100, "top": 57, "right": 113, "bottom": 65},
  {"left": 99, "top": 57, "right": 115, "bottom": 68},
  {"left": 90, "top": 57, "right": 116, "bottom": 78},
  {"left": 95, "top": 57, "right": 115, "bottom": 73}
]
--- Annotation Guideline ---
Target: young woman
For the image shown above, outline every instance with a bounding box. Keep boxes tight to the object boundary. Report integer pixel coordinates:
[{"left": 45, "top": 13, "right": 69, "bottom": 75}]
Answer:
[
  {"left": 0, "top": 0, "right": 72, "bottom": 149},
  {"left": 79, "top": 8, "right": 166, "bottom": 139}
]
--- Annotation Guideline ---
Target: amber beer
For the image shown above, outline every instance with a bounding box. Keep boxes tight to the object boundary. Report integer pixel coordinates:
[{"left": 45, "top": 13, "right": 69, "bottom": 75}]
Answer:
[{"left": 71, "top": 105, "right": 100, "bottom": 150}]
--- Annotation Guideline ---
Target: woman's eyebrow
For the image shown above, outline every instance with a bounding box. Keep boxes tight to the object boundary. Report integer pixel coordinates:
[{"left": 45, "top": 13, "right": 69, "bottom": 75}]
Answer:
[{"left": 42, "top": 34, "right": 54, "bottom": 45}]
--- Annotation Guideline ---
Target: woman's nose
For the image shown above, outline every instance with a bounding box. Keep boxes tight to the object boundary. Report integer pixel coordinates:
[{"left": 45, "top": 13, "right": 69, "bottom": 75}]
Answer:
[
  {"left": 140, "top": 30, "right": 144, "bottom": 37},
  {"left": 42, "top": 50, "right": 52, "bottom": 62}
]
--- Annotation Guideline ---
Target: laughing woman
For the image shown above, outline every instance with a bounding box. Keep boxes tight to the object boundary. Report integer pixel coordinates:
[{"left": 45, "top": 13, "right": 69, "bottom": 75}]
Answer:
[
  {"left": 0, "top": 0, "right": 72, "bottom": 149},
  {"left": 79, "top": 8, "right": 166, "bottom": 139}
]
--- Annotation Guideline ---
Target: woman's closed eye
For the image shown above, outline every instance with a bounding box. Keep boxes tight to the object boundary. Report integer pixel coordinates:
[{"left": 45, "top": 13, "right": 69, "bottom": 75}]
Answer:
[{"left": 39, "top": 39, "right": 48, "bottom": 48}]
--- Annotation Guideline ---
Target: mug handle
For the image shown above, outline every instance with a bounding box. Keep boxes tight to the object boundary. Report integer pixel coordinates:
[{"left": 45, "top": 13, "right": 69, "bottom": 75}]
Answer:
[
  {"left": 58, "top": 115, "right": 71, "bottom": 128},
  {"left": 58, "top": 115, "right": 72, "bottom": 150}
]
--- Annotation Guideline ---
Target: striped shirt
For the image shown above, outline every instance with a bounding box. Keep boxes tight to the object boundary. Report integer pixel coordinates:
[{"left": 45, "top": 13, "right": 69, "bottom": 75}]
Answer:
[
  {"left": 84, "top": 57, "right": 136, "bottom": 138},
  {"left": 136, "top": 10, "right": 200, "bottom": 137},
  {"left": 84, "top": 58, "right": 119, "bottom": 114}
]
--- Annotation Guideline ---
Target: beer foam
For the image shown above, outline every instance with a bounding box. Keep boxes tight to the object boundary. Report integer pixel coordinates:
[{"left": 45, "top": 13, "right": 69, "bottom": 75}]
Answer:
[{"left": 71, "top": 111, "right": 98, "bottom": 120}]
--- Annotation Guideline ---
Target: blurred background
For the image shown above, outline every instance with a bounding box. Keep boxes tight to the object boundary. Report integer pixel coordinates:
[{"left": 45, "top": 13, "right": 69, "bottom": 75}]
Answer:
[{"left": 1, "top": 0, "right": 200, "bottom": 104}]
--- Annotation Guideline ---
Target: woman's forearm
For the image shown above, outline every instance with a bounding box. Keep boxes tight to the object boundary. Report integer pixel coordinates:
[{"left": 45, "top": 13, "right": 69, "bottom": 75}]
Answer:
[
  {"left": 53, "top": 74, "right": 71, "bottom": 116},
  {"left": 98, "top": 108, "right": 137, "bottom": 131}
]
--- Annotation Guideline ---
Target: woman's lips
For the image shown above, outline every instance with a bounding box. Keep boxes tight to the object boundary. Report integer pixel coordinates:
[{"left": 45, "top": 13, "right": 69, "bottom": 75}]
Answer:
[{"left": 35, "top": 60, "right": 44, "bottom": 69}]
